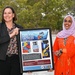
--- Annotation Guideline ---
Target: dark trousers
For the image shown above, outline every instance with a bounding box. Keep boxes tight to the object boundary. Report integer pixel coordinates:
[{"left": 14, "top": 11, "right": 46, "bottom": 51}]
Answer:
[{"left": 0, "top": 55, "right": 22, "bottom": 75}]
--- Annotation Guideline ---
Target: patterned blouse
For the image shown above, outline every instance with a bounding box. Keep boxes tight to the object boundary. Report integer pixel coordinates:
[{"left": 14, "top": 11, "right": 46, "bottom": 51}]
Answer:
[{"left": 6, "top": 25, "right": 18, "bottom": 56}]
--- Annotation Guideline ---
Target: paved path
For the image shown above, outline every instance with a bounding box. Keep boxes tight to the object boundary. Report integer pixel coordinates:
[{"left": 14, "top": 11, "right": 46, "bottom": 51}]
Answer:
[{"left": 23, "top": 34, "right": 56, "bottom": 75}]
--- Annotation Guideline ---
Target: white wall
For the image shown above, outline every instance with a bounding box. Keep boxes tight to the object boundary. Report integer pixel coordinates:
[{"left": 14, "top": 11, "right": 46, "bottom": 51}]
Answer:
[{"left": 23, "top": 71, "right": 54, "bottom": 75}]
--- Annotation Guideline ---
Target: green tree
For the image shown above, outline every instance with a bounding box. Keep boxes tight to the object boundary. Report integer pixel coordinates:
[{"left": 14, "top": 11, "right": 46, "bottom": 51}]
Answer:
[{"left": 0, "top": 0, "right": 74, "bottom": 31}]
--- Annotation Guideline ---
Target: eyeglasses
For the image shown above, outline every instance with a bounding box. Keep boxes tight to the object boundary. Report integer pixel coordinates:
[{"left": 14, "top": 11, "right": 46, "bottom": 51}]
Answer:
[{"left": 64, "top": 20, "right": 72, "bottom": 23}]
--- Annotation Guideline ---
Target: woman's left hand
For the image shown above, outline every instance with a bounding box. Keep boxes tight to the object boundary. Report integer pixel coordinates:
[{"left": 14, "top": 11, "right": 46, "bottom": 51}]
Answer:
[{"left": 54, "top": 49, "right": 63, "bottom": 57}]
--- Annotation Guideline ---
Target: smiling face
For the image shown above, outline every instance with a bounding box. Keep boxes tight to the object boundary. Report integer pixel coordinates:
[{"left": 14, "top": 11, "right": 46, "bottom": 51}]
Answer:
[
  {"left": 64, "top": 16, "right": 72, "bottom": 30},
  {"left": 3, "top": 8, "right": 14, "bottom": 23}
]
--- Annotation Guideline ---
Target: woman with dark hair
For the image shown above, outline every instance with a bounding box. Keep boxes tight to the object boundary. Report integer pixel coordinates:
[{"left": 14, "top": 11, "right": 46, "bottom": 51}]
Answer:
[
  {"left": 0, "top": 6, "right": 23, "bottom": 75},
  {"left": 53, "top": 15, "right": 75, "bottom": 75}
]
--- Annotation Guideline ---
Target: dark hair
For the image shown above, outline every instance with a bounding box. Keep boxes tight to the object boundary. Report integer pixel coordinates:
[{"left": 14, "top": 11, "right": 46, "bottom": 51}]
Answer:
[{"left": 2, "top": 6, "right": 17, "bottom": 23}]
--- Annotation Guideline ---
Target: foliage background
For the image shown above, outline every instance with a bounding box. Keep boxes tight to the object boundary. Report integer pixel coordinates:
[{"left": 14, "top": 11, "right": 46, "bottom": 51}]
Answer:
[{"left": 0, "top": 0, "right": 75, "bottom": 32}]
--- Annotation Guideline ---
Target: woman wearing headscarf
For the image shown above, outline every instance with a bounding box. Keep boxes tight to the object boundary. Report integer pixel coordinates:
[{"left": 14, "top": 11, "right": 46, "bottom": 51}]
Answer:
[{"left": 53, "top": 15, "right": 75, "bottom": 75}]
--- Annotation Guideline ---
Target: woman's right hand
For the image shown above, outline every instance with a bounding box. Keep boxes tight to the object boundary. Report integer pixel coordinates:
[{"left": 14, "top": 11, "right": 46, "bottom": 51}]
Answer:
[{"left": 9, "top": 27, "right": 19, "bottom": 38}]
